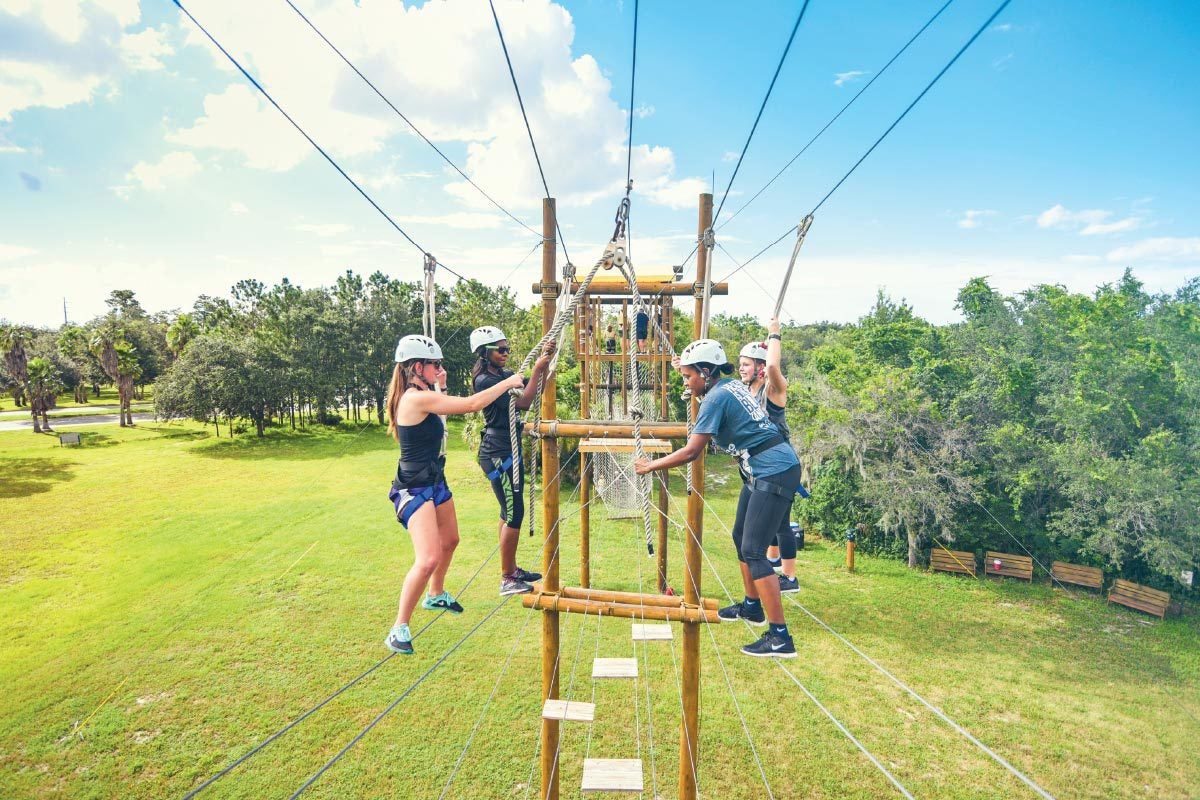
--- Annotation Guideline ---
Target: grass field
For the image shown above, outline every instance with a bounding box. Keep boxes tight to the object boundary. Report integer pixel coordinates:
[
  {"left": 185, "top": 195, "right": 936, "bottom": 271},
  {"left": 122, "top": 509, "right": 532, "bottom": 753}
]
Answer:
[{"left": 1, "top": 421, "right": 1197, "bottom": 799}]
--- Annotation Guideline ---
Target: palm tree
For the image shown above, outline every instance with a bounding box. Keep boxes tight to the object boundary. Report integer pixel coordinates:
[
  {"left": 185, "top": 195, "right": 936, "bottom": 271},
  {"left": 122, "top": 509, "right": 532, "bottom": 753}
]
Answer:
[
  {"left": 166, "top": 313, "right": 201, "bottom": 359},
  {"left": 1, "top": 325, "right": 30, "bottom": 407},
  {"left": 26, "top": 357, "right": 63, "bottom": 433},
  {"left": 90, "top": 331, "right": 141, "bottom": 426},
  {"left": 57, "top": 326, "right": 93, "bottom": 403}
]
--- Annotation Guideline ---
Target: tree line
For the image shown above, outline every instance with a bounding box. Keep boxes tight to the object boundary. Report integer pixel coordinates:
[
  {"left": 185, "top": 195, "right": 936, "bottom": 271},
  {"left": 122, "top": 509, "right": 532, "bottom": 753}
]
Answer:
[{"left": 3, "top": 269, "right": 1196, "bottom": 595}]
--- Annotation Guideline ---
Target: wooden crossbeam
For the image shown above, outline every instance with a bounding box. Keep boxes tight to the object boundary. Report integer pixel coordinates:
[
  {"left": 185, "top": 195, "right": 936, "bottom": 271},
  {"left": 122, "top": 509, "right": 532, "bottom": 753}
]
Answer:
[
  {"left": 632, "top": 623, "right": 673, "bottom": 641},
  {"left": 592, "top": 658, "right": 638, "bottom": 678},
  {"left": 542, "top": 699, "right": 595, "bottom": 722},
  {"left": 581, "top": 759, "right": 643, "bottom": 793}
]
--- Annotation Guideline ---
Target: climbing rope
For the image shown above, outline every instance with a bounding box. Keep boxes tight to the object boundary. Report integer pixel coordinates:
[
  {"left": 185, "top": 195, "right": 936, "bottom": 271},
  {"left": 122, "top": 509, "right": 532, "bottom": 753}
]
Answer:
[
  {"left": 771, "top": 214, "right": 813, "bottom": 320},
  {"left": 421, "top": 253, "right": 437, "bottom": 340}
]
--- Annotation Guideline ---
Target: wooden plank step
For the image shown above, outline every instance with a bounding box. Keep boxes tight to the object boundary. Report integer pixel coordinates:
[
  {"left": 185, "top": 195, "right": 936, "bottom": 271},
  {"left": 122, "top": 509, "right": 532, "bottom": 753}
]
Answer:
[
  {"left": 593, "top": 658, "right": 638, "bottom": 678},
  {"left": 632, "top": 623, "right": 673, "bottom": 641},
  {"left": 542, "top": 699, "right": 595, "bottom": 722},
  {"left": 581, "top": 758, "right": 643, "bottom": 793},
  {"left": 578, "top": 437, "right": 674, "bottom": 453}
]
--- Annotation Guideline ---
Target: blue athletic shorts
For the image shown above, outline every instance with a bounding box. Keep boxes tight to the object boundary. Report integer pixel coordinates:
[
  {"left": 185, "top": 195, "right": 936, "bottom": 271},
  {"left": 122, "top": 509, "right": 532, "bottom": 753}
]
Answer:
[{"left": 389, "top": 481, "right": 453, "bottom": 529}]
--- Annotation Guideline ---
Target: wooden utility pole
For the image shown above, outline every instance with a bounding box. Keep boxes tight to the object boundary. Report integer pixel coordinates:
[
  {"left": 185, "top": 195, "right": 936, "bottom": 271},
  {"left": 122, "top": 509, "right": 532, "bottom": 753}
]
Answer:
[
  {"left": 679, "top": 192, "right": 712, "bottom": 800},
  {"left": 539, "top": 197, "right": 561, "bottom": 800}
]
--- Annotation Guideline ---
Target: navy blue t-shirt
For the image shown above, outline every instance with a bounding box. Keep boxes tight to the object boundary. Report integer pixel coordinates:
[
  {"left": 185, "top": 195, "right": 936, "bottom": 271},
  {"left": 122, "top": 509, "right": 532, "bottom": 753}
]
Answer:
[{"left": 692, "top": 378, "right": 797, "bottom": 478}]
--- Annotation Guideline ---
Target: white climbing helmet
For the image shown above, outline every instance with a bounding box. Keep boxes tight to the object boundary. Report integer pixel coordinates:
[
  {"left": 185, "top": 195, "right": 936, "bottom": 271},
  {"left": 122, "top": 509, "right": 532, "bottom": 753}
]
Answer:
[
  {"left": 394, "top": 334, "right": 443, "bottom": 363},
  {"left": 679, "top": 339, "right": 728, "bottom": 368},
  {"left": 740, "top": 341, "right": 768, "bottom": 362},
  {"left": 469, "top": 326, "right": 506, "bottom": 353}
]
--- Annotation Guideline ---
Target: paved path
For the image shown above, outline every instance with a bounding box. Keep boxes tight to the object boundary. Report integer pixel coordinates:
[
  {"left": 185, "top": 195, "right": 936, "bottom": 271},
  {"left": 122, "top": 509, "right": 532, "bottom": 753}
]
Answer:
[
  {"left": 0, "top": 412, "right": 156, "bottom": 432},
  {"left": 0, "top": 404, "right": 151, "bottom": 421}
]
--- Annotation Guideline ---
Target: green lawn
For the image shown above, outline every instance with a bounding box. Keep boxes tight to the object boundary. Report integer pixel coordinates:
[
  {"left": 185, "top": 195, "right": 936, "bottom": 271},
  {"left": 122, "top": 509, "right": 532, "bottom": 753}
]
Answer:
[{"left": 1, "top": 421, "right": 1197, "bottom": 799}]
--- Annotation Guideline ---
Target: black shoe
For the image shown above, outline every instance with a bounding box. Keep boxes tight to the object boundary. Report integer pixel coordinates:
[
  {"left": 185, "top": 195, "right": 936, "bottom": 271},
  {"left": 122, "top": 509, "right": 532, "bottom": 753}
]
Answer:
[
  {"left": 741, "top": 631, "right": 797, "bottom": 658},
  {"left": 717, "top": 601, "right": 766, "bottom": 626},
  {"left": 513, "top": 566, "right": 542, "bottom": 583},
  {"left": 778, "top": 574, "right": 799, "bottom": 594}
]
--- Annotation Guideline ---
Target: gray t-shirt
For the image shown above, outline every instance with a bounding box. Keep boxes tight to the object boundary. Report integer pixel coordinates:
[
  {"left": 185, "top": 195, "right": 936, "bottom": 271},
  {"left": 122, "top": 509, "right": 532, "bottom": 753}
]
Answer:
[{"left": 692, "top": 378, "right": 797, "bottom": 478}]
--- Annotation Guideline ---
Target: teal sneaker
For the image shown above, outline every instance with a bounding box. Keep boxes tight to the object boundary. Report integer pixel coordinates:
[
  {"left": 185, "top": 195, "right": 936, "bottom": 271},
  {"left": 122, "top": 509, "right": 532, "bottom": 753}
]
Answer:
[
  {"left": 384, "top": 623, "right": 413, "bottom": 655},
  {"left": 421, "top": 591, "right": 464, "bottom": 614}
]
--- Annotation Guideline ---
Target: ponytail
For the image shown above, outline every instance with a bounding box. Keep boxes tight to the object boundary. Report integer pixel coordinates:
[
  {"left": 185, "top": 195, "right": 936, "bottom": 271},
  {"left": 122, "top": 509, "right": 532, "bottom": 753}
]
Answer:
[
  {"left": 470, "top": 346, "right": 490, "bottom": 381},
  {"left": 385, "top": 360, "right": 425, "bottom": 441}
]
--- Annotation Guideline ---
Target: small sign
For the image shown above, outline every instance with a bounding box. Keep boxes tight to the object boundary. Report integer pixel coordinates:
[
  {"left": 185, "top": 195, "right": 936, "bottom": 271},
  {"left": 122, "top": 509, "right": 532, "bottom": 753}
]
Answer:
[{"left": 1182, "top": 570, "right": 1194, "bottom": 588}]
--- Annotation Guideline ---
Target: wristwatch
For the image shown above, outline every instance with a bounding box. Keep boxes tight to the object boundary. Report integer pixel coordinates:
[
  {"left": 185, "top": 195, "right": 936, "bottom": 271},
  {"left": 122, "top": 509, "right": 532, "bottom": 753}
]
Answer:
[{"left": 768, "top": 333, "right": 782, "bottom": 341}]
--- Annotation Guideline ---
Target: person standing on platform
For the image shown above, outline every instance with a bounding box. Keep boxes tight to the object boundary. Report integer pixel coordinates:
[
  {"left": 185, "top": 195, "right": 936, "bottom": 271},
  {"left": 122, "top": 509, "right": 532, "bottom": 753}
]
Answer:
[
  {"left": 470, "top": 326, "right": 556, "bottom": 595},
  {"left": 634, "top": 339, "right": 801, "bottom": 658},
  {"left": 738, "top": 317, "right": 800, "bottom": 594},
  {"left": 384, "top": 335, "right": 524, "bottom": 655}
]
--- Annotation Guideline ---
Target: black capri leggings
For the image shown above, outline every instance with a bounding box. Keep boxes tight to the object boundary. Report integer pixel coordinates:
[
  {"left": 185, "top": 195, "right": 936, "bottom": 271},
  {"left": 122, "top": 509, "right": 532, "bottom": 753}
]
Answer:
[
  {"left": 770, "top": 494, "right": 797, "bottom": 560},
  {"left": 732, "top": 464, "right": 802, "bottom": 580},
  {"left": 479, "top": 454, "right": 525, "bottom": 529}
]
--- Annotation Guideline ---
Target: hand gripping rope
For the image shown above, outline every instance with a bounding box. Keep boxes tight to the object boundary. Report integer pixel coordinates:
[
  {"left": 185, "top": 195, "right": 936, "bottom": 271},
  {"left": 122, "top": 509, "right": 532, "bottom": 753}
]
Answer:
[{"left": 504, "top": 224, "right": 615, "bottom": 512}]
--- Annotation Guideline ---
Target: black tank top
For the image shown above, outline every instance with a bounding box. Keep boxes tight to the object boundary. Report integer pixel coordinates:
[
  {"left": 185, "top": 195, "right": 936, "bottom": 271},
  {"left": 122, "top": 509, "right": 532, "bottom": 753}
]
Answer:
[
  {"left": 755, "top": 384, "right": 791, "bottom": 442},
  {"left": 397, "top": 412, "right": 445, "bottom": 485}
]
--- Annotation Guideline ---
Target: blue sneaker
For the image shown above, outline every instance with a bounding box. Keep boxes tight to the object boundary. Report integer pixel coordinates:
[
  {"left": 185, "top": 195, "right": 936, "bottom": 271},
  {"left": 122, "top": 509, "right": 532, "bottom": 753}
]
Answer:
[
  {"left": 384, "top": 624, "right": 413, "bottom": 655},
  {"left": 422, "top": 591, "right": 464, "bottom": 614}
]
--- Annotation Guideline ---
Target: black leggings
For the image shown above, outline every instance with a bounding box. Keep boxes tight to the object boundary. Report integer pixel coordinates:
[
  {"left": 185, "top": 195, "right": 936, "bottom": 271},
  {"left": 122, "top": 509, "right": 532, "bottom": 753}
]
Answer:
[
  {"left": 732, "top": 464, "right": 802, "bottom": 580},
  {"left": 479, "top": 454, "right": 525, "bottom": 529},
  {"left": 769, "top": 494, "right": 797, "bottom": 560}
]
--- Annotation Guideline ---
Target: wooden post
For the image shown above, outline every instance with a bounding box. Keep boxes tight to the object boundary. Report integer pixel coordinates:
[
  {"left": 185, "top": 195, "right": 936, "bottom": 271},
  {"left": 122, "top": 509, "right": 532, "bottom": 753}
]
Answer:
[
  {"left": 657, "top": 471, "right": 669, "bottom": 593},
  {"left": 539, "top": 197, "right": 561, "bottom": 800},
  {"left": 847, "top": 527, "right": 857, "bottom": 573},
  {"left": 580, "top": 455, "right": 591, "bottom": 588},
  {"left": 580, "top": 295, "right": 592, "bottom": 590},
  {"left": 620, "top": 299, "right": 629, "bottom": 415},
  {"left": 679, "top": 192, "right": 712, "bottom": 800}
]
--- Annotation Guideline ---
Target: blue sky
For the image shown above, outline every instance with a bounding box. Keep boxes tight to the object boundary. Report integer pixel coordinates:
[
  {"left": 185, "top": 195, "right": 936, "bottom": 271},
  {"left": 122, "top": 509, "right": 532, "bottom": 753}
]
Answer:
[{"left": 2, "top": 0, "right": 1198, "bottom": 328}]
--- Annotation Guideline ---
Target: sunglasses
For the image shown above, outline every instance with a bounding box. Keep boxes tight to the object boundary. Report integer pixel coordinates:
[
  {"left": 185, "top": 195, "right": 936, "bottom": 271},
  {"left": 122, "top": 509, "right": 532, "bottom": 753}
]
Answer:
[
  {"left": 488, "top": 346, "right": 511, "bottom": 354},
  {"left": 423, "top": 360, "right": 443, "bottom": 369}
]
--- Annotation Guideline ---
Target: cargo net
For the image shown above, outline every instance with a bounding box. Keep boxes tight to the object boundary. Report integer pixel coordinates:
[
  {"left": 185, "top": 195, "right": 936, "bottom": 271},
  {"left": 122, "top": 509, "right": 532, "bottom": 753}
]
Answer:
[{"left": 589, "top": 361, "right": 661, "bottom": 520}]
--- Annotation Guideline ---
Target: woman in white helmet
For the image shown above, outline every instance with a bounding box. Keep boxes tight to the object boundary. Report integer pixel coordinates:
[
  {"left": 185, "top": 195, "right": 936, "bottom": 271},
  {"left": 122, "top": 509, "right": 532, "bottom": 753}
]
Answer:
[
  {"left": 383, "top": 334, "right": 524, "bottom": 655},
  {"left": 635, "top": 338, "right": 802, "bottom": 658},
  {"left": 738, "top": 317, "right": 800, "bottom": 594},
  {"left": 470, "top": 326, "right": 556, "bottom": 595}
]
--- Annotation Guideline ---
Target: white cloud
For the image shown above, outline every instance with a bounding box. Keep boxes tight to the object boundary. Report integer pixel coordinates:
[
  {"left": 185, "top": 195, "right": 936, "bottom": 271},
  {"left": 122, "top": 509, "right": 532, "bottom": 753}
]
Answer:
[
  {"left": 0, "top": 0, "right": 148, "bottom": 120},
  {"left": 957, "top": 209, "right": 996, "bottom": 229},
  {"left": 1063, "top": 254, "right": 1101, "bottom": 264},
  {"left": 122, "top": 150, "right": 201, "bottom": 192},
  {"left": 834, "top": 70, "right": 869, "bottom": 87},
  {"left": 120, "top": 26, "right": 173, "bottom": 71},
  {"left": 722, "top": 151, "right": 738, "bottom": 163},
  {"left": 1036, "top": 203, "right": 1142, "bottom": 236},
  {"left": 1107, "top": 237, "right": 1200, "bottom": 263},
  {"left": 169, "top": 84, "right": 321, "bottom": 172},
  {"left": 633, "top": 104, "right": 654, "bottom": 119},
  {"left": 0, "top": 132, "right": 25, "bottom": 153},
  {"left": 0, "top": 243, "right": 36, "bottom": 262},
  {"left": 394, "top": 212, "right": 505, "bottom": 230},
  {"left": 993, "top": 23, "right": 1015, "bottom": 33},
  {"left": 992, "top": 53, "right": 1014, "bottom": 70},
  {"left": 294, "top": 223, "right": 353, "bottom": 237},
  {"left": 174, "top": 1, "right": 682, "bottom": 210},
  {"left": 228, "top": 201, "right": 249, "bottom": 214},
  {"left": 641, "top": 177, "right": 710, "bottom": 211}
]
